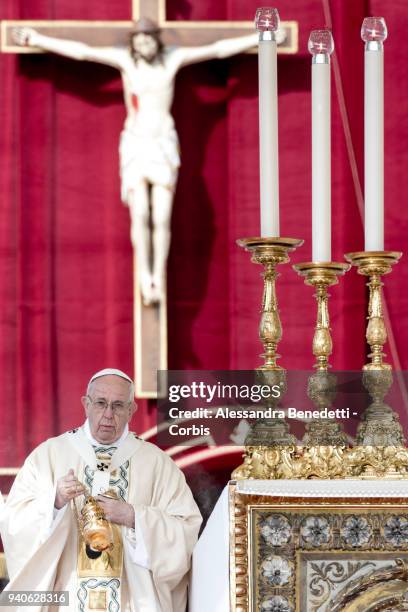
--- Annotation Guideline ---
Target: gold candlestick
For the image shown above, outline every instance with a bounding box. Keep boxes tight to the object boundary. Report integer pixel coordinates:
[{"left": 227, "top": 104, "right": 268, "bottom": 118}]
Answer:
[
  {"left": 293, "top": 262, "right": 350, "bottom": 370},
  {"left": 342, "top": 250, "right": 408, "bottom": 476},
  {"left": 232, "top": 248, "right": 408, "bottom": 480},
  {"left": 294, "top": 262, "right": 350, "bottom": 451},
  {"left": 345, "top": 251, "right": 401, "bottom": 370},
  {"left": 344, "top": 250, "right": 406, "bottom": 450},
  {"left": 231, "top": 237, "right": 303, "bottom": 480},
  {"left": 237, "top": 237, "right": 303, "bottom": 370}
]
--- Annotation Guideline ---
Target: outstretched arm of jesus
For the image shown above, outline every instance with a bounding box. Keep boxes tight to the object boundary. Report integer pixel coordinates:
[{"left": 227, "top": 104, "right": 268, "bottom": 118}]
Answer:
[
  {"left": 172, "top": 28, "right": 286, "bottom": 69},
  {"left": 12, "top": 27, "right": 125, "bottom": 69}
]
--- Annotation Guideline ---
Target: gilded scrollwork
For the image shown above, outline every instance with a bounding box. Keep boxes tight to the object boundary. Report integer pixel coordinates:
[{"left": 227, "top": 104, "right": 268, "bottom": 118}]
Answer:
[
  {"left": 233, "top": 444, "right": 408, "bottom": 481},
  {"left": 230, "top": 485, "right": 249, "bottom": 612},
  {"left": 233, "top": 444, "right": 340, "bottom": 480},
  {"left": 344, "top": 445, "right": 408, "bottom": 479}
]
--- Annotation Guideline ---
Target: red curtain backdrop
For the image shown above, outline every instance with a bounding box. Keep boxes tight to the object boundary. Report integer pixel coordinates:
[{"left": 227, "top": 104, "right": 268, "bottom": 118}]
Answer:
[{"left": 1, "top": 0, "right": 408, "bottom": 467}]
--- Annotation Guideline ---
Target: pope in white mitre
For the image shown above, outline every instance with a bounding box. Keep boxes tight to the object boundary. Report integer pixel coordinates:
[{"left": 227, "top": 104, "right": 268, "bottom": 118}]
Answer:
[{"left": 0, "top": 368, "right": 202, "bottom": 611}]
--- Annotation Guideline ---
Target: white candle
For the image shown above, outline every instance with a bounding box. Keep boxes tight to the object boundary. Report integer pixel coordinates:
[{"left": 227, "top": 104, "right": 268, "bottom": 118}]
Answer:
[
  {"left": 255, "top": 7, "right": 280, "bottom": 237},
  {"left": 308, "top": 30, "right": 334, "bottom": 262},
  {"left": 361, "top": 17, "right": 387, "bottom": 251}
]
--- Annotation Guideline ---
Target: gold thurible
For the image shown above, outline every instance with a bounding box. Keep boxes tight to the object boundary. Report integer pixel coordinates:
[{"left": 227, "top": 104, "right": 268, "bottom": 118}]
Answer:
[{"left": 73, "top": 487, "right": 119, "bottom": 552}]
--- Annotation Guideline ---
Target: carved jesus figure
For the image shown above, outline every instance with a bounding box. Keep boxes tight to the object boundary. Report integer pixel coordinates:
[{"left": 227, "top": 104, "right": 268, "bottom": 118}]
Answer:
[{"left": 14, "top": 19, "right": 281, "bottom": 304}]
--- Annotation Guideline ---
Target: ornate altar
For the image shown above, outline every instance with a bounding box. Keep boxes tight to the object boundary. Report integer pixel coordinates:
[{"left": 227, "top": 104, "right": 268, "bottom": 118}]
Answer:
[
  {"left": 188, "top": 232, "right": 408, "bottom": 612},
  {"left": 208, "top": 237, "right": 408, "bottom": 612},
  {"left": 229, "top": 481, "right": 408, "bottom": 612},
  {"left": 206, "top": 237, "right": 408, "bottom": 612}
]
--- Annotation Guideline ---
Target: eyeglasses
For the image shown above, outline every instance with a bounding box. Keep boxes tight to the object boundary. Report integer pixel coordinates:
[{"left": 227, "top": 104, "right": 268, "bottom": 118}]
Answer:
[{"left": 87, "top": 396, "right": 131, "bottom": 415}]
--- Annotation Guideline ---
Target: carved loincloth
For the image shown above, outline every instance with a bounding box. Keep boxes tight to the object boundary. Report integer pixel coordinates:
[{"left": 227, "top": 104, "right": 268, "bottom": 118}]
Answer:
[{"left": 119, "top": 125, "right": 181, "bottom": 200}]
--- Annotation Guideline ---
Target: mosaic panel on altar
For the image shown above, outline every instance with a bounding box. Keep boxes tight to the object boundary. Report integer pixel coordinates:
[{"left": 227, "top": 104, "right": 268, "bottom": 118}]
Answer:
[{"left": 230, "top": 484, "right": 408, "bottom": 612}]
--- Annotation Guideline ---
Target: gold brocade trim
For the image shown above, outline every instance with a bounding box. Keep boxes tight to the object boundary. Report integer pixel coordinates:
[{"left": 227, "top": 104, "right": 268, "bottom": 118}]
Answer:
[
  {"left": 88, "top": 589, "right": 107, "bottom": 610},
  {"left": 0, "top": 553, "right": 8, "bottom": 580}
]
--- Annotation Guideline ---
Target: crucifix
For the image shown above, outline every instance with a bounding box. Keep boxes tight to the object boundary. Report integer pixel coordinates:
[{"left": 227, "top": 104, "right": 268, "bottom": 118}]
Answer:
[{"left": 1, "top": 1, "right": 298, "bottom": 398}]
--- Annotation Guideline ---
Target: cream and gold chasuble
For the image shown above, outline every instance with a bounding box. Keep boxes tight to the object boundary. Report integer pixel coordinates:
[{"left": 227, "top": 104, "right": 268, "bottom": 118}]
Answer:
[{"left": 0, "top": 425, "right": 202, "bottom": 612}]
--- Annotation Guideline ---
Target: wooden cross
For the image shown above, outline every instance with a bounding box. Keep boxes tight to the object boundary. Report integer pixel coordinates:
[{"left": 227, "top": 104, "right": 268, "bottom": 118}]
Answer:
[
  {"left": 1, "top": 0, "right": 298, "bottom": 398},
  {"left": 1, "top": 0, "right": 298, "bottom": 54}
]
